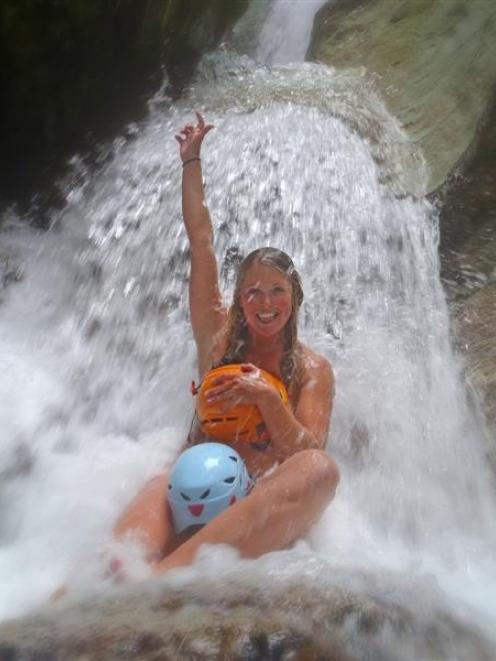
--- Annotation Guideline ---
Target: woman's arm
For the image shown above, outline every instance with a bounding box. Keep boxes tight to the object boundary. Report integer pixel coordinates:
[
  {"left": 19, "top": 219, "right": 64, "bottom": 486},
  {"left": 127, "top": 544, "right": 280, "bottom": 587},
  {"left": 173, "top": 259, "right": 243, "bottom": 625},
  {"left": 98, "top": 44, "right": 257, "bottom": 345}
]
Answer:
[
  {"left": 175, "top": 113, "right": 227, "bottom": 373},
  {"left": 205, "top": 355, "right": 335, "bottom": 460},
  {"left": 264, "top": 356, "right": 334, "bottom": 455}
]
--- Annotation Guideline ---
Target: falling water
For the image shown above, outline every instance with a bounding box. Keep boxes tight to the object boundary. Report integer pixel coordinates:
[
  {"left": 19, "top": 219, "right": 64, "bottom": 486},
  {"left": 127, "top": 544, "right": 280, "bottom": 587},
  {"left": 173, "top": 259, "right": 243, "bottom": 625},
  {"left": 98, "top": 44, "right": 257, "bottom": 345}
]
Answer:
[
  {"left": 256, "top": 0, "right": 329, "bottom": 64},
  {"left": 1, "top": 0, "right": 495, "bottom": 644}
]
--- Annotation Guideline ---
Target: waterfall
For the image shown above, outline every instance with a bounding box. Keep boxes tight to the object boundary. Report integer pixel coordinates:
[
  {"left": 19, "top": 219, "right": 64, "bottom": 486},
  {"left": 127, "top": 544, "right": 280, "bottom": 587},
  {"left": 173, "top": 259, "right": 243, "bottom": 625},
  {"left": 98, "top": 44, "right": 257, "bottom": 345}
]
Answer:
[
  {"left": 256, "top": 0, "right": 329, "bottom": 64},
  {"left": 1, "top": 0, "right": 495, "bottom": 639}
]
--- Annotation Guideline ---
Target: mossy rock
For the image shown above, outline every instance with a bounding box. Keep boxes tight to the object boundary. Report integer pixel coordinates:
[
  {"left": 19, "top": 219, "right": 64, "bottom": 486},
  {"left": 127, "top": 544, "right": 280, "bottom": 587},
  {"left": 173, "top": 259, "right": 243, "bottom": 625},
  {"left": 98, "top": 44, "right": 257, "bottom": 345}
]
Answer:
[{"left": 309, "top": 0, "right": 496, "bottom": 193}]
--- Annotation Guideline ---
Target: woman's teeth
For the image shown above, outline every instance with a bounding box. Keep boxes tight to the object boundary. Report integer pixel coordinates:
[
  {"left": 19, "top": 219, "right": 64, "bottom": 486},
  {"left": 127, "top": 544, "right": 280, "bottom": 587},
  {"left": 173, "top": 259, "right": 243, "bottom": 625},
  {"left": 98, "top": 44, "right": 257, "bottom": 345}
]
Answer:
[{"left": 257, "top": 312, "right": 278, "bottom": 323}]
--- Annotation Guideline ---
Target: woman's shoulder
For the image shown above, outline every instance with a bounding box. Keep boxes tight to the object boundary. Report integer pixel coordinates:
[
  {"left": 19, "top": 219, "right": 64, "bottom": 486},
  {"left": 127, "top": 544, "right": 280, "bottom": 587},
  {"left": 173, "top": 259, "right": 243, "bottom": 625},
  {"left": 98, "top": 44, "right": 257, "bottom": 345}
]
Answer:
[
  {"left": 293, "top": 344, "right": 335, "bottom": 408},
  {"left": 298, "top": 344, "right": 334, "bottom": 385}
]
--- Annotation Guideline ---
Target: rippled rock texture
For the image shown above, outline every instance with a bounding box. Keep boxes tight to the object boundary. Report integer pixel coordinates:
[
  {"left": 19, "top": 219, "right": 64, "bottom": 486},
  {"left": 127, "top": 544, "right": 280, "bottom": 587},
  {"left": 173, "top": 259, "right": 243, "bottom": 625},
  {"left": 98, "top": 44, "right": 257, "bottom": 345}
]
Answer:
[
  {"left": 0, "top": 0, "right": 248, "bottom": 209},
  {"left": 0, "top": 565, "right": 494, "bottom": 660},
  {"left": 455, "top": 285, "right": 496, "bottom": 456},
  {"left": 309, "top": 0, "right": 496, "bottom": 193},
  {"left": 440, "top": 93, "right": 496, "bottom": 299},
  {"left": 439, "top": 94, "right": 496, "bottom": 449}
]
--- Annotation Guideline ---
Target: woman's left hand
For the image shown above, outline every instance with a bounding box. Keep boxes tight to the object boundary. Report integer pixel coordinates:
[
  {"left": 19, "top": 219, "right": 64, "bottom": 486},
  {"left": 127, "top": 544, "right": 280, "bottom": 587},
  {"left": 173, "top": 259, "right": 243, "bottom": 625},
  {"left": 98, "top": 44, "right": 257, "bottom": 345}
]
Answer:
[{"left": 205, "top": 364, "right": 276, "bottom": 410}]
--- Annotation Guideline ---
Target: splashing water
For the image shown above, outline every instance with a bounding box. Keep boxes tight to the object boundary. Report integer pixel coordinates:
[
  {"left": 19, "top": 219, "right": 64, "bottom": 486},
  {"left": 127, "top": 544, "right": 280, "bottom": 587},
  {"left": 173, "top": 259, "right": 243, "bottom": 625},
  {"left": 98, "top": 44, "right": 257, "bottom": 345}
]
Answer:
[
  {"left": 1, "top": 18, "right": 495, "bottom": 642},
  {"left": 256, "top": 0, "right": 329, "bottom": 65}
]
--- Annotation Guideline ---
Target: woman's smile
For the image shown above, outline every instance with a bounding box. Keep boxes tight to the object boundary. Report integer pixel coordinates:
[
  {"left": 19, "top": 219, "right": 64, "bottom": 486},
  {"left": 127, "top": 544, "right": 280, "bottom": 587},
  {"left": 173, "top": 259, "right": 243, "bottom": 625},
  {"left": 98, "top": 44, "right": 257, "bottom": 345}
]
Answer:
[
  {"left": 256, "top": 311, "right": 279, "bottom": 323},
  {"left": 241, "top": 263, "right": 293, "bottom": 337}
]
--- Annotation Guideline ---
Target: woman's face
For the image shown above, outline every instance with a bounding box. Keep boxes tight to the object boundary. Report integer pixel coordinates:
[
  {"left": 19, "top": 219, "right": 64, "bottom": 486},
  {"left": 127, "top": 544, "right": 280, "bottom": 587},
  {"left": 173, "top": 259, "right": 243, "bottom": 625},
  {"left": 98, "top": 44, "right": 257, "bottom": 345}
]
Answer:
[{"left": 240, "top": 262, "right": 293, "bottom": 339}]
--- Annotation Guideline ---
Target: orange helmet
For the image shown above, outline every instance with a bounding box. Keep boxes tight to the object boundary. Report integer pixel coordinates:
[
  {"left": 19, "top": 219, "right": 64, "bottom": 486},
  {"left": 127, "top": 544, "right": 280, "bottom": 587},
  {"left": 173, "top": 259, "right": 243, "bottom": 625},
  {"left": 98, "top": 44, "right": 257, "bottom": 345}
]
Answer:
[{"left": 195, "top": 364, "right": 289, "bottom": 443}]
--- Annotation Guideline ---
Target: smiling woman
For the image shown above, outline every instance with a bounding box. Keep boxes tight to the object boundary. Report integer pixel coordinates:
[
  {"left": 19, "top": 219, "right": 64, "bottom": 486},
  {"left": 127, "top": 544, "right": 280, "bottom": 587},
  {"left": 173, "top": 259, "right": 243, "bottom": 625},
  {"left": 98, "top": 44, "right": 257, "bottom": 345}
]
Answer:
[
  {"left": 243, "top": 264, "right": 293, "bottom": 331},
  {"left": 112, "top": 113, "right": 340, "bottom": 575}
]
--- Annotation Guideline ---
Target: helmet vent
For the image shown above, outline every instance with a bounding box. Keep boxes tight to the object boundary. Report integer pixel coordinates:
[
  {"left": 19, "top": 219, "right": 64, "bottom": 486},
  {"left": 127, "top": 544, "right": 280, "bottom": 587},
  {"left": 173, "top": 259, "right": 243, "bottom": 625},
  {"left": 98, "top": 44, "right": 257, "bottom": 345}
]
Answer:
[
  {"left": 229, "top": 456, "right": 238, "bottom": 462},
  {"left": 180, "top": 492, "right": 191, "bottom": 501},
  {"left": 200, "top": 489, "right": 211, "bottom": 499},
  {"left": 224, "top": 477, "right": 235, "bottom": 484}
]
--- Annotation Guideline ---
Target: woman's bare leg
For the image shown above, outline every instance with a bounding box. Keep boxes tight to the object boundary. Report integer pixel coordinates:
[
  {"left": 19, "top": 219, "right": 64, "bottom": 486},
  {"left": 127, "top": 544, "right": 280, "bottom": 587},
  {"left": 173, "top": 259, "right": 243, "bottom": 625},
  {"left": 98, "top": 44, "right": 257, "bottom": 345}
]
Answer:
[
  {"left": 53, "top": 473, "right": 175, "bottom": 600},
  {"left": 113, "top": 472, "right": 177, "bottom": 561},
  {"left": 153, "top": 449, "right": 339, "bottom": 574}
]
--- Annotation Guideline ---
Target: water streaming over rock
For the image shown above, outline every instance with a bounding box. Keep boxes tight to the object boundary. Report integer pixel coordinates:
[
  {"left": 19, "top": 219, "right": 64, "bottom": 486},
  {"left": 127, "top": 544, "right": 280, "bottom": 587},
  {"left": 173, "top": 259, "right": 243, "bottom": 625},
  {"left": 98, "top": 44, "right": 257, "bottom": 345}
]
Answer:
[
  {"left": 1, "top": 0, "right": 495, "bottom": 646},
  {"left": 256, "top": 0, "right": 329, "bottom": 64}
]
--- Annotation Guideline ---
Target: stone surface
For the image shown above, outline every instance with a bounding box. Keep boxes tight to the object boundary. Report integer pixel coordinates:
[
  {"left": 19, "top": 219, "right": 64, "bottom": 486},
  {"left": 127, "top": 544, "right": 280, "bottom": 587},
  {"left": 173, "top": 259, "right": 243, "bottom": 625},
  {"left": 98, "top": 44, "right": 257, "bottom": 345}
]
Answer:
[
  {"left": 454, "top": 284, "right": 496, "bottom": 455},
  {"left": 439, "top": 92, "right": 496, "bottom": 300},
  {"left": 0, "top": 565, "right": 494, "bottom": 660},
  {"left": 0, "top": 0, "right": 248, "bottom": 212},
  {"left": 438, "top": 93, "right": 496, "bottom": 450},
  {"left": 309, "top": 0, "right": 496, "bottom": 193}
]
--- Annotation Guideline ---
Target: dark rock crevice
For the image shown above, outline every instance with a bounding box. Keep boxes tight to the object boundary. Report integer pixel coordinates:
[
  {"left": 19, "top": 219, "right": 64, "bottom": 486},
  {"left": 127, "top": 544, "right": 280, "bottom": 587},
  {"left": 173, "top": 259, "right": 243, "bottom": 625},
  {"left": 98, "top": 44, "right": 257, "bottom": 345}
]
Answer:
[{"left": 0, "top": 0, "right": 248, "bottom": 219}]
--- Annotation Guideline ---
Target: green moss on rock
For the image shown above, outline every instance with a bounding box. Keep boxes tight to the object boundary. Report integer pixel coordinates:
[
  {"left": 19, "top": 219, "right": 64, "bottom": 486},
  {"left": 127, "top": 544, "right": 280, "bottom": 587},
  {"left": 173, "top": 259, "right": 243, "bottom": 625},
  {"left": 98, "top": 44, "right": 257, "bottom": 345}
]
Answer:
[{"left": 309, "top": 0, "right": 496, "bottom": 192}]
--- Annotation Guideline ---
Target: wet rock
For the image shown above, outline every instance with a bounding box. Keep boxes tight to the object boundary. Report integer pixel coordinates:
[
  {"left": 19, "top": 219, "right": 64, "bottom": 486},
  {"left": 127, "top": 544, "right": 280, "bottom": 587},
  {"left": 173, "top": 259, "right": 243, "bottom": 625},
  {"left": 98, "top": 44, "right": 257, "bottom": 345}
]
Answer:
[
  {"left": 439, "top": 92, "right": 496, "bottom": 300},
  {"left": 309, "top": 0, "right": 496, "bottom": 193},
  {"left": 0, "top": 566, "right": 493, "bottom": 660},
  {"left": 0, "top": 0, "right": 249, "bottom": 213},
  {"left": 454, "top": 284, "right": 496, "bottom": 453},
  {"left": 436, "top": 91, "right": 496, "bottom": 451},
  {"left": 0, "top": 253, "right": 23, "bottom": 295},
  {"left": 0, "top": 443, "right": 34, "bottom": 483}
]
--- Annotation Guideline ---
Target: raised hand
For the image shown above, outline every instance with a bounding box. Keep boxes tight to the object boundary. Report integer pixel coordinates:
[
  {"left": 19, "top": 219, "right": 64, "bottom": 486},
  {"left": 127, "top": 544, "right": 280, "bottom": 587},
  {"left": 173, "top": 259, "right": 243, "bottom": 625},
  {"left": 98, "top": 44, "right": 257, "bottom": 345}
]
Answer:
[{"left": 175, "top": 111, "right": 214, "bottom": 163}]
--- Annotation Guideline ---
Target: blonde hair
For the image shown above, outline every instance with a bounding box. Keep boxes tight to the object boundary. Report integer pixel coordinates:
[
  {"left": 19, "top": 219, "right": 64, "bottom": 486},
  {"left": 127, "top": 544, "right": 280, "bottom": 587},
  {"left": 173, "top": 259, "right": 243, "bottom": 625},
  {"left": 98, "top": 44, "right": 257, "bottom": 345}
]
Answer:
[{"left": 222, "top": 247, "right": 304, "bottom": 395}]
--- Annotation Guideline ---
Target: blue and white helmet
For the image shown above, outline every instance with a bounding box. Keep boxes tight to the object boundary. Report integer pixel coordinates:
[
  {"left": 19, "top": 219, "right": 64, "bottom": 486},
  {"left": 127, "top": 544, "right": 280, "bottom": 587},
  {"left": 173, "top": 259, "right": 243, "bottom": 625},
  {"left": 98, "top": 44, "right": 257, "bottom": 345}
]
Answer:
[{"left": 167, "top": 442, "right": 252, "bottom": 533}]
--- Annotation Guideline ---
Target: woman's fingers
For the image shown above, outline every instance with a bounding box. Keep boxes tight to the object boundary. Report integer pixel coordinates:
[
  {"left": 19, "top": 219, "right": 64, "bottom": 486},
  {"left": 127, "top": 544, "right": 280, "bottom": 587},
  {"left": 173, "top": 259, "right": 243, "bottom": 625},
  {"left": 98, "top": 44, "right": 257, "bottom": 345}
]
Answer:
[
  {"left": 211, "top": 374, "right": 237, "bottom": 387},
  {"left": 206, "top": 378, "right": 253, "bottom": 402},
  {"left": 50, "top": 584, "right": 68, "bottom": 603},
  {"left": 175, "top": 113, "right": 213, "bottom": 149},
  {"left": 206, "top": 375, "right": 262, "bottom": 405},
  {"left": 195, "top": 111, "right": 214, "bottom": 135},
  {"left": 206, "top": 383, "right": 236, "bottom": 401},
  {"left": 240, "top": 363, "right": 258, "bottom": 374}
]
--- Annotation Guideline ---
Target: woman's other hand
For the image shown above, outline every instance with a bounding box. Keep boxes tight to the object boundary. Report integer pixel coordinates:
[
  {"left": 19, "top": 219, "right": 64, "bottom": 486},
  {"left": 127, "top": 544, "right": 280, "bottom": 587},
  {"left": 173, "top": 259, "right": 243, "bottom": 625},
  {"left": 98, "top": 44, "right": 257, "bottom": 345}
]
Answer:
[
  {"left": 205, "top": 364, "right": 278, "bottom": 410},
  {"left": 175, "top": 111, "right": 214, "bottom": 162}
]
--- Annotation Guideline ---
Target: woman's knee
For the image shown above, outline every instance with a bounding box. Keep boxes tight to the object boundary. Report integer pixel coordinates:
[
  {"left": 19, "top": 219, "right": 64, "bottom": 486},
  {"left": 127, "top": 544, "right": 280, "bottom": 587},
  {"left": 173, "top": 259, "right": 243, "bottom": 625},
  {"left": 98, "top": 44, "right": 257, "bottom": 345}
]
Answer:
[{"left": 297, "top": 449, "right": 340, "bottom": 496}]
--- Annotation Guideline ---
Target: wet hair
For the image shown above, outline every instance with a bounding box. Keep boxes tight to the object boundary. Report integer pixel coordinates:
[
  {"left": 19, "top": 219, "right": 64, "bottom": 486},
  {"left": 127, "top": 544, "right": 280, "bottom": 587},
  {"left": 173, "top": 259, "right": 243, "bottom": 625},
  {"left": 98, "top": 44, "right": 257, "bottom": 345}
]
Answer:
[{"left": 222, "top": 247, "right": 304, "bottom": 393}]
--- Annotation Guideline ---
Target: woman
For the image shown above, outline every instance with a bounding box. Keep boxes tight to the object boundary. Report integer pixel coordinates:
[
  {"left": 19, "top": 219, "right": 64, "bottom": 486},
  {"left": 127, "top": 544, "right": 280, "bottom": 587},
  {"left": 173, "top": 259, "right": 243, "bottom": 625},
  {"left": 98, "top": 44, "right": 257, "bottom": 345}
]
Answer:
[{"left": 114, "top": 113, "right": 339, "bottom": 575}]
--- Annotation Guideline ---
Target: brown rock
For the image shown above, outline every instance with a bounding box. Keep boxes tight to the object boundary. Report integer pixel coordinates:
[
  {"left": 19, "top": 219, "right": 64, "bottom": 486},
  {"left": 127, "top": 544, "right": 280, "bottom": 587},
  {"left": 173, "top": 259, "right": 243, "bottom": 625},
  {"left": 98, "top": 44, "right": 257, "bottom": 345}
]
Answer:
[{"left": 0, "top": 568, "right": 494, "bottom": 660}]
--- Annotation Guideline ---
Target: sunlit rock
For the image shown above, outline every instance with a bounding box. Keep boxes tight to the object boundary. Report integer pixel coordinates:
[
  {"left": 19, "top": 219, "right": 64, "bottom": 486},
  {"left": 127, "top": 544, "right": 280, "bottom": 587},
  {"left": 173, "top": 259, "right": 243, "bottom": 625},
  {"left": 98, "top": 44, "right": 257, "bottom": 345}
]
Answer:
[
  {"left": 309, "top": 0, "right": 496, "bottom": 192},
  {"left": 0, "top": 564, "right": 494, "bottom": 660}
]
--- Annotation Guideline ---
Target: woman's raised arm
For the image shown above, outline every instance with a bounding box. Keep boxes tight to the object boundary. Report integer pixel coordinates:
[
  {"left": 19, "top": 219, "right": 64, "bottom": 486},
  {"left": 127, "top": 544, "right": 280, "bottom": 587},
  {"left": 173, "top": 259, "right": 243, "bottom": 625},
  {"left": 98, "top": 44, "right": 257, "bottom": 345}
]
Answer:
[{"left": 175, "top": 113, "right": 227, "bottom": 373}]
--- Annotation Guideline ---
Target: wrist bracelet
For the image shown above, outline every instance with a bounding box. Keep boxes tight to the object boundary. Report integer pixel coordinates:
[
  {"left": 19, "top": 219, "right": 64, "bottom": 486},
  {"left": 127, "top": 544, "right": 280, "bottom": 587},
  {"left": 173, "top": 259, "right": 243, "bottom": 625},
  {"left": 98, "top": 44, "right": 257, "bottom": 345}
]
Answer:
[{"left": 182, "top": 157, "right": 201, "bottom": 167}]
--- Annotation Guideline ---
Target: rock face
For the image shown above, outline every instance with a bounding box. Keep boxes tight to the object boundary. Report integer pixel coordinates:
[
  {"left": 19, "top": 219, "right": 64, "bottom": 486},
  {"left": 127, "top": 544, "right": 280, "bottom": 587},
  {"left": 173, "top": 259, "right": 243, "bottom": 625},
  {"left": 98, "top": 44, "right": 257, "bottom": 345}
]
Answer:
[
  {"left": 0, "top": 0, "right": 248, "bottom": 210},
  {"left": 439, "top": 93, "right": 496, "bottom": 298},
  {"left": 439, "top": 94, "right": 496, "bottom": 448},
  {"left": 0, "top": 565, "right": 494, "bottom": 660},
  {"left": 309, "top": 0, "right": 496, "bottom": 193},
  {"left": 308, "top": 0, "right": 496, "bottom": 452},
  {"left": 455, "top": 285, "right": 496, "bottom": 454}
]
